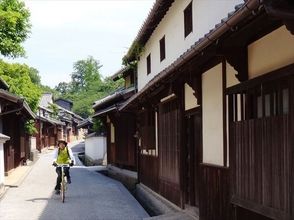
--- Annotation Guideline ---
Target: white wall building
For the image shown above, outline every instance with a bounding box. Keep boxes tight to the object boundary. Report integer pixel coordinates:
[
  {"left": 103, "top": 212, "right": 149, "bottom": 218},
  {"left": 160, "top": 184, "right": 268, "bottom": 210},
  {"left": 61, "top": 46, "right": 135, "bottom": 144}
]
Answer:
[
  {"left": 85, "top": 134, "right": 107, "bottom": 165},
  {"left": 136, "top": 0, "right": 243, "bottom": 90}
]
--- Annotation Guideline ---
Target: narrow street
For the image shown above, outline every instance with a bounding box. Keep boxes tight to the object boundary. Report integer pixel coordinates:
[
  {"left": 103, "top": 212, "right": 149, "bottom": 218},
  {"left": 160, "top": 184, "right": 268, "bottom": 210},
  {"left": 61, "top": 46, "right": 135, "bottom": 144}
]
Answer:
[{"left": 0, "top": 142, "right": 149, "bottom": 220}]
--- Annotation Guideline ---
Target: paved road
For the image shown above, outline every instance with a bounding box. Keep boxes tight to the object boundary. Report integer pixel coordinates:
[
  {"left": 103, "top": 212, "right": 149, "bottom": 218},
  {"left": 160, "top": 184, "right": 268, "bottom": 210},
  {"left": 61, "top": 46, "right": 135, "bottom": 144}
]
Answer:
[{"left": 0, "top": 143, "right": 149, "bottom": 220}]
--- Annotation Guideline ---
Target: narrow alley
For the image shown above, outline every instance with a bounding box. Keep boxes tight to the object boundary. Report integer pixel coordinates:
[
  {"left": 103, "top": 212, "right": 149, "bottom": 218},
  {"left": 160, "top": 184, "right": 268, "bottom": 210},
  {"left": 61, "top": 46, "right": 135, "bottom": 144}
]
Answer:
[{"left": 0, "top": 142, "right": 149, "bottom": 220}]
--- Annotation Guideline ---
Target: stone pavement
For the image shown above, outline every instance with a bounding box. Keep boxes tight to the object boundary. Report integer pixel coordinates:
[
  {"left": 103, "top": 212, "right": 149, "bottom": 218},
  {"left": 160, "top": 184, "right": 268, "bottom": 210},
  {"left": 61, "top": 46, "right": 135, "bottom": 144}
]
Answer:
[{"left": 0, "top": 141, "right": 149, "bottom": 220}]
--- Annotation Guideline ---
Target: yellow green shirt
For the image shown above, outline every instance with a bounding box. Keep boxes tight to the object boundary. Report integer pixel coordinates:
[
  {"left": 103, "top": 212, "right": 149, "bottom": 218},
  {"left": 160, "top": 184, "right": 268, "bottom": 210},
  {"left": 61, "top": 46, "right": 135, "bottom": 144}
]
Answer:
[{"left": 56, "top": 148, "right": 71, "bottom": 164}]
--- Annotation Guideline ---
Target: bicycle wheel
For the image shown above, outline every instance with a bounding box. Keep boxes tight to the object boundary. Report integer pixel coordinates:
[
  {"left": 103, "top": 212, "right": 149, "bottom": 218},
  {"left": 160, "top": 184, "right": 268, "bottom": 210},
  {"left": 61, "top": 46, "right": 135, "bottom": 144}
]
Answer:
[{"left": 61, "top": 173, "right": 65, "bottom": 203}]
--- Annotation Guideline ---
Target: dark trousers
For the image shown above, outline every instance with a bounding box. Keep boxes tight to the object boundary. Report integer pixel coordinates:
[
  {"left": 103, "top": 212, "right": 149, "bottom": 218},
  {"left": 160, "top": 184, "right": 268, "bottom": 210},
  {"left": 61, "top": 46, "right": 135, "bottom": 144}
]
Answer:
[{"left": 55, "top": 167, "right": 70, "bottom": 190}]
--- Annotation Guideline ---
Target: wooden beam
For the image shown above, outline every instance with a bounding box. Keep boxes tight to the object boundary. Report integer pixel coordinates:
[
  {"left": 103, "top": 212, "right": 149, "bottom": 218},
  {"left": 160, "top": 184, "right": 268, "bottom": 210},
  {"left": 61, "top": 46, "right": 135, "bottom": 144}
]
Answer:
[{"left": 264, "top": 2, "right": 294, "bottom": 34}]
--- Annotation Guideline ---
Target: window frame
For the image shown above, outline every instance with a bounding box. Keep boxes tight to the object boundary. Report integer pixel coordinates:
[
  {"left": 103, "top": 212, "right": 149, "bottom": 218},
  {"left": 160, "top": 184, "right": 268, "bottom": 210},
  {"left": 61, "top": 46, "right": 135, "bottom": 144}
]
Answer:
[
  {"left": 147, "top": 53, "right": 151, "bottom": 75},
  {"left": 184, "top": 1, "right": 193, "bottom": 38},
  {"left": 159, "top": 35, "right": 166, "bottom": 62}
]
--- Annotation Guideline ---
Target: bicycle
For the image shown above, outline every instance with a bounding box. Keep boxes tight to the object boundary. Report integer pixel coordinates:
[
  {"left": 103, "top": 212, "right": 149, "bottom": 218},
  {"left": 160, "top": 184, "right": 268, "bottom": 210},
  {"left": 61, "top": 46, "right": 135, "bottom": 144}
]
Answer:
[{"left": 55, "top": 164, "right": 70, "bottom": 203}]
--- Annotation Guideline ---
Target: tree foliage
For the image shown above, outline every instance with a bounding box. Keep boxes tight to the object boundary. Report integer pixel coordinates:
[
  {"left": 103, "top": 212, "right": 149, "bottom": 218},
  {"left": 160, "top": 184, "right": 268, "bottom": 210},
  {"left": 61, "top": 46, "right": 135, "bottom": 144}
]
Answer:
[
  {"left": 71, "top": 56, "right": 102, "bottom": 92},
  {"left": 48, "top": 103, "right": 59, "bottom": 119},
  {"left": 24, "top": 119, "right": 37, "bottom": 135},
  {"left": 55, "top": 56, "right": 124, "bottom": 118},
  {"left": 55, "top": 82, "right": 70, "bottom": 96},
  {"left": 28, "top": 67, "right": 41, "bottom": 85},
  {"left": 0, "top": 60, "right": 42, "bottom": 112},
  {"left": 0, "top": 0, "right": 31, "bottom": 58}
]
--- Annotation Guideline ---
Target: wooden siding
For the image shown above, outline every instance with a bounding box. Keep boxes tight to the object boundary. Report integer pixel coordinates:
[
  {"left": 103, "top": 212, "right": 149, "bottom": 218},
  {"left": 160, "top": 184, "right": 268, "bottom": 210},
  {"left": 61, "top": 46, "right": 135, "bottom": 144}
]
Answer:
[
  {"left": 184, "top": 110, "right": 201, "bottom": 207},
  {"left": 227, "top": 66, "right": 294, "bottom": 220},
  {"left": 3, "top": 114, "right": 24, "bottom": 173},
  {"left": 107, "top": 113, "right": 137, "bottom": 169},
  {"left": 230, "top": 116, "right": 290, "bottom": 219},
  {"left": 158, "top": 98, "right": 182, "bottom": 206},
  {"left": 115, "top": 113, "right": 136, "bottom": 167},
  {"left": 107, "top": 123, "right": 115, "bottom": 164},
  {"left": 140, "top": 109, "right": 156, "bottom": 150},
  {"left": 139, "top": 154, "right": 159, "bottom": 192},
  {"left": 199, "top": 164, "right": 230, "bottom": 220}
]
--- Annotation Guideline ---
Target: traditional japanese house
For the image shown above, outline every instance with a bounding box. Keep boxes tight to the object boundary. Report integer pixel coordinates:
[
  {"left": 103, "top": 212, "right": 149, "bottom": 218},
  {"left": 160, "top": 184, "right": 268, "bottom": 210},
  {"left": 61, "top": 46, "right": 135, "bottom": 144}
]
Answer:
[
  {"left": 0, "top": 78, "right": 10, "bottom": 190},
  {"left": 54, "top": 98, "right": 73, "bottom": 111},
  {"left": 120, "top": 0, "right": 294, "bottom": 219},
  {"left": 54, "top": 103, "right": 85, "bottom": 142},
  {"left": 35, "top": 93, "right": 65, "bottom": 151},
  {"left": 36, "top": 94, "right": 84, "bottom": 148},
  {"left": 77, "top": 117, "right": 93, "bottom": 135},
  {"left": 35, "top": 105, "right": 64, "bottom": 151},
  {"left": 92, "top": 67, "right": 137, "bottom": 171},
  {"left": 0, "top": 89, "right": 36, "bottom": 175}
]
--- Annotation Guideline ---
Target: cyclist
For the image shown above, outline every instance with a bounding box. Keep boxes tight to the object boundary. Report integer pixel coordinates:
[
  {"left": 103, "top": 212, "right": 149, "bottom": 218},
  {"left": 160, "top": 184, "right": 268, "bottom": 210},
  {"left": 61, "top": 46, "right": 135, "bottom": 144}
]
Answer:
[{"left": 52, "top": 139, "right": 75, "bottom": 195}]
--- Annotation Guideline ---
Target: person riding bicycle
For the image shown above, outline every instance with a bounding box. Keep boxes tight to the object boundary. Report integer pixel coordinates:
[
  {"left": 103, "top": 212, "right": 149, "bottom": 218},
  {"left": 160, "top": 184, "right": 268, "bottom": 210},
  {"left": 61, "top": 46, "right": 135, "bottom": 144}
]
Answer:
[{"left": 52, "top": 139, "right": 75, "bottom": 195}]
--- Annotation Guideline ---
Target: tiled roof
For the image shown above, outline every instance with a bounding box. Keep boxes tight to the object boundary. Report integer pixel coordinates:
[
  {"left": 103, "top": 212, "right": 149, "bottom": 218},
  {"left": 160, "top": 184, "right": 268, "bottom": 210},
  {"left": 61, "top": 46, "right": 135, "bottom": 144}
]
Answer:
[
  {"left": 0, "top": 89, "right": 36, "bottom": 119},
  {"left": 93, "top": 86, "right": 136, "bottom": 110},
  {"left": 111, "top": 66, "right": 133, "bottom": 81},
  {"left": 38, "top": 115, "right": 65, "bottom": 126},
  {"left": 39, "top": 93, "right": 53, "bottom": 108}
]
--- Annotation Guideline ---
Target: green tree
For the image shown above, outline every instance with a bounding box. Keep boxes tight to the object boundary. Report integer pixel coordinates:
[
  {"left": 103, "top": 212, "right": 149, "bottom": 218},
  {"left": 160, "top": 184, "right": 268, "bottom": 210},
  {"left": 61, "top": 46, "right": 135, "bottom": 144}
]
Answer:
[
  {"left": 0, "top": 0, "right": 31, "bottom": 58},
  {"left": 24, "top": 119, "right": 37, "bottom": 135},
  {"left": 28, "top": 67, "right": 41, "bottom": 85},
  {"left": 39, "top": 84, "right": 58, "bottom": 96},
  {"left": 48, "top": 103, "right": 59, "bottom": 119},
  {"left": 55, "top": 82, "right": 70, "bottom": 96},
  {"left": 56, "top": 57, "right": 124, "bottom": 118},
  {"left": 0, "top": 60, "right": 41, "bottom": 112},
  {"left": 71, "top": 56, "right": 102, "bottom": 92}
]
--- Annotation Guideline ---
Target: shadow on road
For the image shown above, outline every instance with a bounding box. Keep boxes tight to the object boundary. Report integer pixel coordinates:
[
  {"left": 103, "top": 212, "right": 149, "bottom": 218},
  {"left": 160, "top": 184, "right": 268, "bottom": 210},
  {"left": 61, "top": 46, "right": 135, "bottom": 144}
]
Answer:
[{"left": 37, "top": 167, "right": 149, "bottom": 220}]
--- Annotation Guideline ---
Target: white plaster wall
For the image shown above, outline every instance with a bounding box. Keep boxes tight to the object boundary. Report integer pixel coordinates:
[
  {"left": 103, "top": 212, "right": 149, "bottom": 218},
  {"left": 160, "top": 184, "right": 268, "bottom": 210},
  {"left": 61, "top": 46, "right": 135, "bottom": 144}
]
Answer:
[
  {"left": 0, "top": 143, "right": 4, "bottom": 186},
  {"left": 202, "top": 64, "right": 224, "bottom": 166},
  {"left": 248, "top": 26, "right": 294, "bottom": 79},
  {"left": 110, "top": 123, "right": 115, "bottom": 143},
  {"left": 137, "top": 0, "right": 243, "bottom": 90},
  {"left": 30, "top": 137, "right": 37, "bottom": 151},
  {"left": 85, "top": 136, "right": 107, "bottom": 161},
  {"left": 226, "top": 62, "right": 239, "bottom": 88},
  {"left": 184, "top": 83, "right": 199, "bottom": 110}
]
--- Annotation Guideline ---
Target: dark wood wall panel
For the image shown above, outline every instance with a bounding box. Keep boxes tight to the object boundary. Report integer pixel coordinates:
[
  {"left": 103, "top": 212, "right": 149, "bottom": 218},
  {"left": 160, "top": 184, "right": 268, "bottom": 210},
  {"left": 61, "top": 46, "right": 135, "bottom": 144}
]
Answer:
[
  {"left": 3, "top": 114, "right": 21, "bottom": 172},
  {"left": 115, "top": 113, "right": 136, "bottom": 168},
  {"left": 158, "top": 98, "right": 182, "bottom": 206},
  {"left": 199, "top": 164, "right": 230, "bottom": 220},
  {"left": 230, "top": 116, "right": 290, "bottom": 219},
  {"left": 139, "top": 154, "right": 159, "bottom": 192}
]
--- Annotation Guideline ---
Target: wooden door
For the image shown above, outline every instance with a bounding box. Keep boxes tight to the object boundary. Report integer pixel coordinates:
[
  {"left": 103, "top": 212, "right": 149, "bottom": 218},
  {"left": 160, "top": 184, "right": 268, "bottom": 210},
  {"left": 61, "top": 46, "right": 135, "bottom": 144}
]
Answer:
[
  {"left": 185, "top": 110, "right": 201, "bottom": 207},
  {"left": 158, "top": 98, "right": 182, "bottom": 206}
]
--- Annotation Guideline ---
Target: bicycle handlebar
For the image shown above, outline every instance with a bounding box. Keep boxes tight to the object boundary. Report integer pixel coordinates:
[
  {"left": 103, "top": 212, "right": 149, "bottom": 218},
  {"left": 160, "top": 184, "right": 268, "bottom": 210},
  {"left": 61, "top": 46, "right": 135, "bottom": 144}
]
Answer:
[{"left": 53, "top": 163, "right": 70, "bottom": 167}]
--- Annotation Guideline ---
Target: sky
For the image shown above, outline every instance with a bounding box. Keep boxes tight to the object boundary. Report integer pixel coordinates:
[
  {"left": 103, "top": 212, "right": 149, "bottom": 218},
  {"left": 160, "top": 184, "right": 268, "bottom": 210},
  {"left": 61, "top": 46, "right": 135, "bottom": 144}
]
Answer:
[{"left": 4, "top": 0, "right": 155, "bottom": 88}]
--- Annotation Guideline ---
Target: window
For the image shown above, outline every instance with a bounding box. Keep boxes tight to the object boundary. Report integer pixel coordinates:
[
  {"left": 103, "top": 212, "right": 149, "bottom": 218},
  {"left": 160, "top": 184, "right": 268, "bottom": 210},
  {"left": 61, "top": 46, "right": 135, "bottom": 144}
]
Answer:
[
  {"left": 160, "top": 36, "right": 166, "bottom": 61},
  {"left": 184, "top": 2, "right": 193, "bottom": 37},
  {"left": 229, "top": 78, "right": 290, "bottom": 122},
  {"left": 147, "top": 54, "right": 151, "bottom": 75}
]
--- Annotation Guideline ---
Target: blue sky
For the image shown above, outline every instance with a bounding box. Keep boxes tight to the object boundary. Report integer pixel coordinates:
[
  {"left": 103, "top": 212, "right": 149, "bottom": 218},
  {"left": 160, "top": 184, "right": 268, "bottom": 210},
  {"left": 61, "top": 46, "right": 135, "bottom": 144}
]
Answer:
[{"left": 4, "top": 0, "right": 155, "bottom": 88}]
